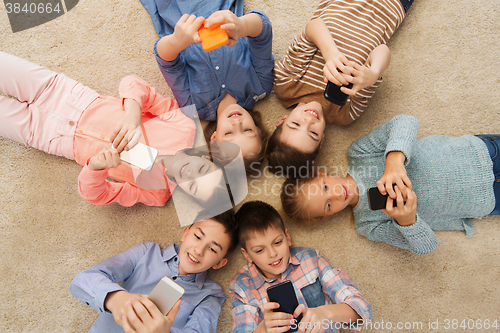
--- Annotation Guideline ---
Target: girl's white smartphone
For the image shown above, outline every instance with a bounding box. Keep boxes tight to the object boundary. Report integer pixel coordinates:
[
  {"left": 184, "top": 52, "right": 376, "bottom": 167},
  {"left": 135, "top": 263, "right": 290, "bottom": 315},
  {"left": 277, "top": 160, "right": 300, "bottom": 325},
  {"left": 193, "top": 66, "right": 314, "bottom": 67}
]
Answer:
[
  {"left": 119, "top": 142, "right": 158, "bottom": 171},
  {"left": 148, "top": 276, "right": 185, "bottom": 315}
]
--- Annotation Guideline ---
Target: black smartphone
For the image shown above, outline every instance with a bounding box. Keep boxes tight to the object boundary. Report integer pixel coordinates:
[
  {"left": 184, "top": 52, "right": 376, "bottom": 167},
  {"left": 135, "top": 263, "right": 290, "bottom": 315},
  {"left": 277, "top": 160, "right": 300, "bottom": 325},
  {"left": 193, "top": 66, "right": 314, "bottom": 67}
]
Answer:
[
  {"left": 367, "top": 187, "right": 397, "bottom": 210},
  {"left": 324, "top": 81, "right": 353, "bottom": 106},
  {"left": 266, "top": 281, "right": 303, "bottom": 333}
]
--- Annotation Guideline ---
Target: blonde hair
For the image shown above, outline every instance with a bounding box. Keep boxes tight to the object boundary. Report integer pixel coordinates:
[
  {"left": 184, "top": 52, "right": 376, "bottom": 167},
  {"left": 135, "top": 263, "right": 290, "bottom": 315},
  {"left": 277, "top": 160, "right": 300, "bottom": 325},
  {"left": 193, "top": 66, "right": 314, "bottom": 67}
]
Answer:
[{"left": 280, "top": 176, "right": 319, "bottom": 224}]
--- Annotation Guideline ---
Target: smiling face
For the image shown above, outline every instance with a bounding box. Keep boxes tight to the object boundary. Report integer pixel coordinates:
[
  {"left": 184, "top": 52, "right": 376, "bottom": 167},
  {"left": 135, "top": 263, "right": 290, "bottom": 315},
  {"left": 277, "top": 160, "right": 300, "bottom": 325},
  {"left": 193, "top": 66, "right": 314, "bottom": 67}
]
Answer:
[
  {"left": 169, "top": 154, "right": 224, "bottom": 203},
  {"left": 177, "top": 219, "right": 231, "bottom": 275},
  {"left": 279, "top": 101, "right": 326, "bottom": 154},
  {"left": 212, "top": 104, "right": 262, "bottom": 159},
  {"left": 302, "top": 175, "right": 359, "bottom": 218},
  {"left": 241, "top": 226, "right": 292, "bottom": 279}
]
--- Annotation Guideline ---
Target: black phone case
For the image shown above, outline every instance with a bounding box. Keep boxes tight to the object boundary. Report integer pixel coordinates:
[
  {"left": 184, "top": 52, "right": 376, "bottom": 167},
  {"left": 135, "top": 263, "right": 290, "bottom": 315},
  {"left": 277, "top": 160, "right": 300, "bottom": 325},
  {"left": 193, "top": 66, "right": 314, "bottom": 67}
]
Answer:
[
  {"left": 267, "top": 281, "right": 303, "bottom": 333},
  {"left": 367, "top": 187, "right": 397, "bottom": 210},
  {"left": 324, "top": 81, "right": 353, "bottom": 106}
]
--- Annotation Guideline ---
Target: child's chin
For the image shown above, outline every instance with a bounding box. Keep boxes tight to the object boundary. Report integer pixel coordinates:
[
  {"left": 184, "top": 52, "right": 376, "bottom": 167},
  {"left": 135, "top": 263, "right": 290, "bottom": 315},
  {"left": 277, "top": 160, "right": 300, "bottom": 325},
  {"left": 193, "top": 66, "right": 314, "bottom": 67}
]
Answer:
[{"left": 179, "top": 263, "right": 204, "bottom": 275}]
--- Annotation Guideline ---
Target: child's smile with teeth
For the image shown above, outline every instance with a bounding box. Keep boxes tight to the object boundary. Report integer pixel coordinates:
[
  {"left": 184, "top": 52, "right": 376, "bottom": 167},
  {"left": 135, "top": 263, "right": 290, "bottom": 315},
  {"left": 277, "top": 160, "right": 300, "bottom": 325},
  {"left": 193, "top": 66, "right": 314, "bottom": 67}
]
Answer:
[
  {"left": 304, "top": 109, "right": 319, "bottom": 119},
  {"left": 188, "top": 253, "right": 200, "bottom": 263},
  {"left": 270, "top": 258, "right": 282, "bottom": 267},
  {"left": 228, "top": 111, "right": 242, "bottom": 118}
]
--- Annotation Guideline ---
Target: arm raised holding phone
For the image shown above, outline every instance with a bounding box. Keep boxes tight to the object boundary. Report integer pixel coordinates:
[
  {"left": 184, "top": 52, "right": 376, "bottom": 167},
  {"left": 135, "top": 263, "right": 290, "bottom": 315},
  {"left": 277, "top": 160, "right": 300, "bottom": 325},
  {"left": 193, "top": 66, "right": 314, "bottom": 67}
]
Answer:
[{"left": 105, "top": 290, "right": 182, "bottom": 333}]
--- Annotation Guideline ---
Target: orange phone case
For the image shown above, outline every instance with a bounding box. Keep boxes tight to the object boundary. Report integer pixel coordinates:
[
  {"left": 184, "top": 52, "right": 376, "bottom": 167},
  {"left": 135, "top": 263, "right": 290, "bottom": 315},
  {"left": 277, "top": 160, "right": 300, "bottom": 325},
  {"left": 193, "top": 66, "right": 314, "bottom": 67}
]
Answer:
[{"left": 199, "top": 21, "right": 229, "bottom": 52}]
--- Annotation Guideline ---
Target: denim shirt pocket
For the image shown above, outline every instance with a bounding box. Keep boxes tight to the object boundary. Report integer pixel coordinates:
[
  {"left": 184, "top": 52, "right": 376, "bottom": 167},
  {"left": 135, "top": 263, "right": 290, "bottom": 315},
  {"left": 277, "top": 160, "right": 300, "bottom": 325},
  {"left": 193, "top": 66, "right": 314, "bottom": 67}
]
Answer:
[{"left": 300, "top": 278, "right": 324, "bottom": 308}]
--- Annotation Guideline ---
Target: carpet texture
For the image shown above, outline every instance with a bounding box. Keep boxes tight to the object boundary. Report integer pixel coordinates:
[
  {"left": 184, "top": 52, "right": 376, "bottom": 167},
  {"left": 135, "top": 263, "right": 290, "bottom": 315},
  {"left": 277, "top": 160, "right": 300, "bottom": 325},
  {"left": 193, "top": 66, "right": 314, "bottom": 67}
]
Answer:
[{"left": 1, "top": 0, "right": 499, "bottom": 332}]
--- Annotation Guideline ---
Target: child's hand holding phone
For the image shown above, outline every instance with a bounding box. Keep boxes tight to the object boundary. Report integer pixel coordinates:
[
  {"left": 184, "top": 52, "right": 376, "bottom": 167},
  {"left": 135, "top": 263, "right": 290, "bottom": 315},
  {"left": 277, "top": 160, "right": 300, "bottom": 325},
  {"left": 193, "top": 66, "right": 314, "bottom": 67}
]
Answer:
[
  {"left": 157, "top": 14, "right": 204, "bottom": 62},
  {"left": 88, "top": 148, "right": 121, "bottom": 171},
  {"left": 292, "top": 304, "right": 328, "bottom": 333},
  {"left": 121, "top": 297, "right": 181, "bottom": 333},
  {"left": 105, "top": 290, "right": 147, "bottom": 328},
  {"left": 173, "top": 14, "right": 205, "bottom": 49},
  {"left": 323, "top": 52, "right": 354, "bottom": 88},
  {"left": 258, "top": 302, "right": 294, "bottom": 333},
  {"left": 204, "top": 11, "right": 263, "bottom": 48},
  {"left": 377, "top": 151, "right": 412, "bottom": 199},
  {"left": 204, "top": 10, "right": 240, "bottom": 47},
  {"left": 293, "top": 303, "right": 363, "bottom": 333},
  {"left": 382, "top": 186, "right": 418, "bottom": 227}
]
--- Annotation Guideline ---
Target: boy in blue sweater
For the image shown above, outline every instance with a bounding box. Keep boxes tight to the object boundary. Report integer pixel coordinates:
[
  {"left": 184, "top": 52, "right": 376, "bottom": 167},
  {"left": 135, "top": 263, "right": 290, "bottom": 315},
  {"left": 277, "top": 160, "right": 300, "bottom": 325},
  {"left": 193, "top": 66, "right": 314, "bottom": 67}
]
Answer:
[{"left": 281, "top": 115, "right": 500, "bottom": 255}]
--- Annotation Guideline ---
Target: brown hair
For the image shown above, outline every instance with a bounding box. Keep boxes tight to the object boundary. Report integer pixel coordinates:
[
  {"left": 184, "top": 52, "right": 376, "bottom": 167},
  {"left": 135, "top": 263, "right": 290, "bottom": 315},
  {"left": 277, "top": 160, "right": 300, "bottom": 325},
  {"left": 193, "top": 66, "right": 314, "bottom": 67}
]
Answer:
[
  {"left": 235, "top": 200, "right": 286, "bottom": 249},
  {"left": 266, "top": 123, "right": 320, "bottom": 177},
  {"left": 203, "top": 109, "right": 269, "bottom": 176},
  {"left": 280, "top": 177, "right": 318, "bottom": 224}
]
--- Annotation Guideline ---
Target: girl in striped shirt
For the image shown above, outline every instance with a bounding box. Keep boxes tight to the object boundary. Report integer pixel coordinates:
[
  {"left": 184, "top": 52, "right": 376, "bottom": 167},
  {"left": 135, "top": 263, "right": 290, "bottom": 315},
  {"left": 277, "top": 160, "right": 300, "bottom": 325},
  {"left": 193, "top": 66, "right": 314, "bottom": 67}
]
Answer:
[{"left": 267, "top": 0, "right": 414, "bottom": 176}]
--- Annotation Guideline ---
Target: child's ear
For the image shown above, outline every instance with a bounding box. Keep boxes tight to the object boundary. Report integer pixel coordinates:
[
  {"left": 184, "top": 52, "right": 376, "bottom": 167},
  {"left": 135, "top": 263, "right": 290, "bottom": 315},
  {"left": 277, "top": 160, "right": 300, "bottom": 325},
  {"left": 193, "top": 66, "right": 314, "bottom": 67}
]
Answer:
[
  {"left": 276, "top": 114, "right": 288, "bottom": 127},
  {"left": 285, "top": 228, "right": 292, "bottom": 247},
  {"left": 211, "top": 258, "right": 228, "bottom": 270},
  {"left": 240, "top": 247, "right": 252, "bottom": 263},
  {"left": 319, "top": 134, "right": 325, "bottom": 149},
  {"left": 210, "top": 131, "right": 217, "bottom": 142},
  {"left": 180, "top": 226, "right": 190, "bottom": 242}
]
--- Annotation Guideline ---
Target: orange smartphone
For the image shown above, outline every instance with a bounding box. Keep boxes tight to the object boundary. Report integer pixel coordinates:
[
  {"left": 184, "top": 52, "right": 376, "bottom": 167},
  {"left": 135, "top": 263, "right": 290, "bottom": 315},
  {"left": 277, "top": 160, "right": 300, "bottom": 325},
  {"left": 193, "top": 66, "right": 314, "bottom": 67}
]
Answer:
[{"left": 199, "top": 20, "right": 228, "bottom": 52}]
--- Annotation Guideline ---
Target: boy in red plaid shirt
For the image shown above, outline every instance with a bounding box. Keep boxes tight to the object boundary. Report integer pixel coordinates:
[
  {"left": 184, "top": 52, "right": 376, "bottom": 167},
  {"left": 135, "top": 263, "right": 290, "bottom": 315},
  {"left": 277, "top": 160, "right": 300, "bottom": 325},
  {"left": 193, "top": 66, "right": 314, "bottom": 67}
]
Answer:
[{"left": 229, "top": 201, "right": 372, "bottom": 333}]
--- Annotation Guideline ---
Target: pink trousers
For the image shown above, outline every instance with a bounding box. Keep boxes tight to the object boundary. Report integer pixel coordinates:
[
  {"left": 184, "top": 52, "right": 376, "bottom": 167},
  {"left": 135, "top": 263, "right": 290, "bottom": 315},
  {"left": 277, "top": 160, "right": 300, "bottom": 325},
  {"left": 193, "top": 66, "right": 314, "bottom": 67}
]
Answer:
[{"left": 0, "top": 52, "right": 99, "bottom": 160}]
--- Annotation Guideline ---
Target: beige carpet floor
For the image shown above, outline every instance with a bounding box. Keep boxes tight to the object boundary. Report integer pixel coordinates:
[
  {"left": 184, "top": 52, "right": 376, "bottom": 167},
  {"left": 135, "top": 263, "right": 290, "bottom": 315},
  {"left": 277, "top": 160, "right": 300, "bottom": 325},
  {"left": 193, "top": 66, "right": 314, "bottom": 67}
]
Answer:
[{"left": 1, "top": 0, "right": 500, "bottom": 332}]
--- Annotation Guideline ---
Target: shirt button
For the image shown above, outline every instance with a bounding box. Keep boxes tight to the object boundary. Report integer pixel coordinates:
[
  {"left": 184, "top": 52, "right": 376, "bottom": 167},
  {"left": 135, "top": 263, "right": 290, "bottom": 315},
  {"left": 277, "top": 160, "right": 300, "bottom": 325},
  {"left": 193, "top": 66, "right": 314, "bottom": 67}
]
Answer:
[
  {"left": 221, "top": 84, "right": 226, "bottom": 88},
  {"left": 215, "top": 66, "right": 219, "bottom": 70},
  {"left": 69, "top": 121, "right": 75, "bottom": 126},
  {"left": 174, "top": 257, "right": 178, "bottom": 262},
  {"left": 172, "top": 276, "right": 177, "bottom": 280}
]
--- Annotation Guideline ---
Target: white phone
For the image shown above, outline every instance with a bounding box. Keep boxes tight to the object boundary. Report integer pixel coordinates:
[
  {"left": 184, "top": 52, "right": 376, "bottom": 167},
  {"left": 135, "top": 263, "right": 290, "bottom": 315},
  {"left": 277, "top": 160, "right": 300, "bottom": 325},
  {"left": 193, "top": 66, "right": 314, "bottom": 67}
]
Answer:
[
  {"left": 148, "top": 276, "right": 185, "bottom": 315},
  {"left": 119, "top": 142, "right": 158, "bottom": 171}
]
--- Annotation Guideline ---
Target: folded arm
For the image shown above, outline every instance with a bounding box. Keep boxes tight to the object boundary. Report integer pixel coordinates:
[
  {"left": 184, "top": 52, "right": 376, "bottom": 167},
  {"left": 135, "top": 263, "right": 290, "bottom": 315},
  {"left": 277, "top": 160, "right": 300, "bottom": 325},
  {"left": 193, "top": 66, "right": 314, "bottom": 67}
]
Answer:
[
  {"left": 356, "top": 215, "right": 439, "bottom": 255},
  {"left": 78, "top": 163, "right": 168, "bottom": 207}
]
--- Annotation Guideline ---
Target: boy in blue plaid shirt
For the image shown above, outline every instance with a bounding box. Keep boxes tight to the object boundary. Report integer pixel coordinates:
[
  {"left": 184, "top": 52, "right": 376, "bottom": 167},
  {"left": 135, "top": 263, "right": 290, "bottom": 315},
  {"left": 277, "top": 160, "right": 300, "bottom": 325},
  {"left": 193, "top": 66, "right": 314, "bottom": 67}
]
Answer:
[{"left": 229, "top": 201, "right": 372, "bottom": 333}]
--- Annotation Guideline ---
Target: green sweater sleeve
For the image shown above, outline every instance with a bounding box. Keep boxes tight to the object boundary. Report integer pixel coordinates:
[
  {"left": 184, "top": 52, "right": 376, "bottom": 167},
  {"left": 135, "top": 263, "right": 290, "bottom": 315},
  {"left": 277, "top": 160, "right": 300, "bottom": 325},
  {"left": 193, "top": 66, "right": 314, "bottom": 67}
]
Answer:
[
  {"left": 356, "top": 213, "right": 439, "bottom": 255},
  {"left": 347, "top": 114, "right": 419, "bottom": 164}
]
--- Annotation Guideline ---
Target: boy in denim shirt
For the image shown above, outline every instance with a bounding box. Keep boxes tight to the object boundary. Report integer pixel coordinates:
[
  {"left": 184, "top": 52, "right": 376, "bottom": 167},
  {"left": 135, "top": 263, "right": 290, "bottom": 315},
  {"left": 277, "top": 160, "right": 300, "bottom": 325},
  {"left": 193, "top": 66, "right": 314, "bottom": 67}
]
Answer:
[{"left": 70, "top": 211, "right": 237, "bottom": 333}]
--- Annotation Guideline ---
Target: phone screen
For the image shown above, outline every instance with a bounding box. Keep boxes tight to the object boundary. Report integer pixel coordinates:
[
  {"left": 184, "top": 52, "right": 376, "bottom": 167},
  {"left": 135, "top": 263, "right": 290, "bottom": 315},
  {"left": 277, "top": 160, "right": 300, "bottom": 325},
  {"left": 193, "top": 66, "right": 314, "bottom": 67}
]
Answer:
[
  {"left": 266, "top": 281, "right": 303, "bottom": 333},
  {"left": 323, "top": 81, "right": 353, "bottom": 106},
  {"left": 119, "top": 142, "right": 158, "bottom": 171},
  {"left": 367, "top": 187, "right": 397, "bottom": 210}
]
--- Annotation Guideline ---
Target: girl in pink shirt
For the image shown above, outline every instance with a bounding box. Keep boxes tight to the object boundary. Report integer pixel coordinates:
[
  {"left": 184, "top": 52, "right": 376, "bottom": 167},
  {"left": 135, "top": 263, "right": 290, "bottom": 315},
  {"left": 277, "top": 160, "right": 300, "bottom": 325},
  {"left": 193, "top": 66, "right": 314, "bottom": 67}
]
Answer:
[{"left": 0, "top": 52, "right": 229, "bottom": 207}]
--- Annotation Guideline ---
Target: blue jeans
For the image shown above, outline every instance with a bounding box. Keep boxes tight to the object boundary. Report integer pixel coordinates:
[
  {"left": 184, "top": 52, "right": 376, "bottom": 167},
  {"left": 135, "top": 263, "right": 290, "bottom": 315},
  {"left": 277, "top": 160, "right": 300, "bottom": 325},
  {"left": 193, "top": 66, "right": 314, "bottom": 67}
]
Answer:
[
  {"left": 399, "top": 0, "right": 414, "bottom": 13},
  {"left": 475, "top": 135, "right": 500, "bottom": 215}
]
